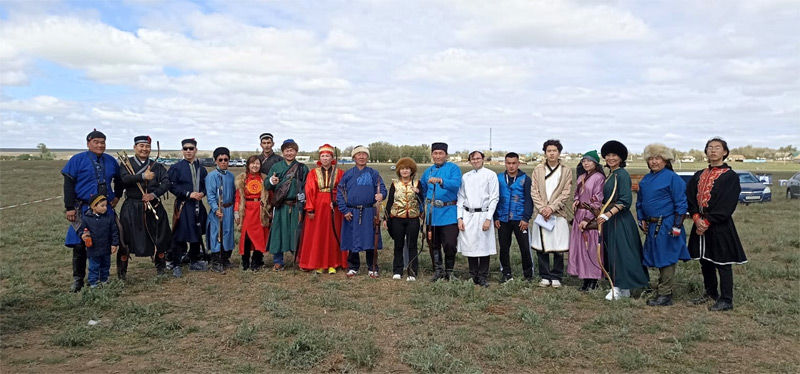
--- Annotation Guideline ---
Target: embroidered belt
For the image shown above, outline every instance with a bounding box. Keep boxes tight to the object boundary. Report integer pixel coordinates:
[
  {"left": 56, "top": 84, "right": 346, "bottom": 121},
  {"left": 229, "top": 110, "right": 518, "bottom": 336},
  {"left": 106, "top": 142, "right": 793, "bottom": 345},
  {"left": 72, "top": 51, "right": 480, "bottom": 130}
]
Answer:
[
  {"left": 426, "top": 199, "right": 457, "bottom": 207},
  {"left": 245, "top": 198, "right": 261, "bottom": 202},
  {"left": 462, "top": 206, "right": 485, "bottom": 213}
]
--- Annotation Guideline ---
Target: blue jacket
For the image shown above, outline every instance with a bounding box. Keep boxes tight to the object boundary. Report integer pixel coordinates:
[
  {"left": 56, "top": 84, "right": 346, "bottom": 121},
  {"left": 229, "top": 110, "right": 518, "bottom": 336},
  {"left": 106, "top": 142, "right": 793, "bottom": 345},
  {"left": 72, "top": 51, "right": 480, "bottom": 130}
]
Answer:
[
  {"left": 636, "top": 168, "right": 691, "bottom": 267},
  {"left": 494, "top": 170, "right": 533, "bottom": 222},
  {"left": 419, "top": 162, "right": 462, "bottom": 226},
  {"left": 79, "top": 209, "right": 120, "bottom": 258}
]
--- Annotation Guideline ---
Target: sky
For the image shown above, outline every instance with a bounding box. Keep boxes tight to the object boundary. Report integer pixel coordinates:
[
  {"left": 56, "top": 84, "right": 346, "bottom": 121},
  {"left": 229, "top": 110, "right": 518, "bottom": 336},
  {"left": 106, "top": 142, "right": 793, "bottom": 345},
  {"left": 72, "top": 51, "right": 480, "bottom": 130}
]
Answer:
[{"left": 1, "top": 0, "right": 798, "bottom": 154}]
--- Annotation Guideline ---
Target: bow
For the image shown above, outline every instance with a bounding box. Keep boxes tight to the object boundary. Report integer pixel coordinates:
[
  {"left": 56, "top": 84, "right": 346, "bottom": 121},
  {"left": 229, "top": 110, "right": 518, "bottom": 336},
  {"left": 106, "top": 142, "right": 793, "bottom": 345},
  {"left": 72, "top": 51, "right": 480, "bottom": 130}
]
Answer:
[{"left": 597, "top": 173, "right": 617, "bottom": 297}]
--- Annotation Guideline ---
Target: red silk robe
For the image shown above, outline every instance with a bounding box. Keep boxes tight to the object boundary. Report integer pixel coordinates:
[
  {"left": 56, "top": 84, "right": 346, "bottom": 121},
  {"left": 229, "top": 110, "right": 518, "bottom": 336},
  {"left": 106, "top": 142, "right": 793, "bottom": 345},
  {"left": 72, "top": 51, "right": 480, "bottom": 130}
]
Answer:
[{"left": 299, "top": 165, "right": 348, "bottom": 270}]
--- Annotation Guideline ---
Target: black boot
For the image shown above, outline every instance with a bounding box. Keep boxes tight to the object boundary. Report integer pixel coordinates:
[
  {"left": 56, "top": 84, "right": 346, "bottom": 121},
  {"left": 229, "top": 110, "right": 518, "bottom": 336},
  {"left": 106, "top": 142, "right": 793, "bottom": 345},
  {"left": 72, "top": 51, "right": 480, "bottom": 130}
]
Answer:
[
  {"left": 430, "top": 249, "right": 444, "bottom": 282},
  {"left": 222, "top": 250, "right": 233, "bottom": 269},
  {"left": 70, "top": 277, "right": 84, "bottom": 293},
  {"left": 210, "top": 253, "right": 225, "bottom": 273},
  {"left": 579, "top": 279, "right": 590, "bottom": 292},
  {"left": 117, "top": 254, "right": 128, "bottom": 281},
  {"left": 647, "top": 294, "right": 673, "bottom": 306},
  {"left": 587, "top": 279, "right": 598, "bottom": 290},
  {"left": 444, "top": 255, "right": 455, "bottom": 281},
  {"left": 242, "top": 252, "right": 250, "bottom": 271},
  {"left": 708, "top": 300, "right": 733, "bottom": 311}
]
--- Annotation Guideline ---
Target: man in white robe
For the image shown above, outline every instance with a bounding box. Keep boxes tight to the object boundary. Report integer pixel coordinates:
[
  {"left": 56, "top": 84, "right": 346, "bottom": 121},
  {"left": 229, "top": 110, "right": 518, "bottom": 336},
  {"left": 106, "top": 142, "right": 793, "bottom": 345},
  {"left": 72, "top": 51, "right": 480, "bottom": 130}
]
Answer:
[
  {"left": 457, "top": 150, "right": 499, "bottom": 287},
  {"left": 530, "top": 139, "right": 573, "bottom": 288}
]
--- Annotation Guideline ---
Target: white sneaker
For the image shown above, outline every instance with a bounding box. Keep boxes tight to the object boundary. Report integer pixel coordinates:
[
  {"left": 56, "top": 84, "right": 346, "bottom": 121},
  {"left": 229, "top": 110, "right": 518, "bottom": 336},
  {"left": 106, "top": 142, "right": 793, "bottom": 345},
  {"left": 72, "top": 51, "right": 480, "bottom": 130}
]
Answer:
[
  {"left": 538, "top": 279, "right": 551, "bottom": 287},
  {"left": 551, "top": 280, "right": 562, "bottom": 288},
  {"left": 618, "top": 288, "right": 631, "bottom": 298},
  {"left": 392, "top": 274, "right": 402, "bottom": 280},
  {"left": 368, "top": 270, "right": 379, "bottom": 278},
  {"left": 406, "top": 276, "right": 416, "bottom": 282},
  {"left": 346, "top": 270, "right": 357, "bottom": 278}
]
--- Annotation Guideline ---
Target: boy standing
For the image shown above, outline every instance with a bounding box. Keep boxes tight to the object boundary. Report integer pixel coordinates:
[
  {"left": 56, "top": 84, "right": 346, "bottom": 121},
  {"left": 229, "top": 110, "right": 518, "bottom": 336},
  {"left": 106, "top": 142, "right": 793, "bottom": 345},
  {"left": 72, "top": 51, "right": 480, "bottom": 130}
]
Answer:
[{"left": 80, "top": 195, "right": 120, "bottom": 288}]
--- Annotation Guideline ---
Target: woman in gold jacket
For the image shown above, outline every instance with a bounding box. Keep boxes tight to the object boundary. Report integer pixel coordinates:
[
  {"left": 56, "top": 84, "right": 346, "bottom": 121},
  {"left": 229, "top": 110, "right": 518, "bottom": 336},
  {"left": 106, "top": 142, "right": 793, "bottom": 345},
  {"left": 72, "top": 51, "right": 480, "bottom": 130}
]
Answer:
[{"left": 384, "top": 157, "right": 424, "bottom": 281}]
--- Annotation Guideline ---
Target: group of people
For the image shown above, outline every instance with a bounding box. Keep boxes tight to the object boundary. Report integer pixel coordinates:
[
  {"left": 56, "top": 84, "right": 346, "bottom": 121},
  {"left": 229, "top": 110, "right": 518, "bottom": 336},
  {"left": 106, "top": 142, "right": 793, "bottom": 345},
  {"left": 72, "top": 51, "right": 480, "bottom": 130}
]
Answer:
[{"left": 63, "top": 131, "right": 746, "bottom": 311}]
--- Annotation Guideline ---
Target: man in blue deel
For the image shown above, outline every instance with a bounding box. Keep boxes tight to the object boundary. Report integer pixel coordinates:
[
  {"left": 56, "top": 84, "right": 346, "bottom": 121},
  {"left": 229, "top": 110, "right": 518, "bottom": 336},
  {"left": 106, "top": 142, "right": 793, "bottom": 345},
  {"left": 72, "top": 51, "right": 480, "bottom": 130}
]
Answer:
[{"left": 420, "top": 142, "right": 462, "bottom": 281}]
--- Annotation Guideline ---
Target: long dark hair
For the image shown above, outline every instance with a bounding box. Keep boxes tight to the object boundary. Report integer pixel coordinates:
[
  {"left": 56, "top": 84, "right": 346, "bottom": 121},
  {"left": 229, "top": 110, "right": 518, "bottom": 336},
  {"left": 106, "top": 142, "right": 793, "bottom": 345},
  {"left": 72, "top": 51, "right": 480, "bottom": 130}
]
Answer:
[
  {"left": 576, "top": 159, "right": 605, "bottom": 177},
  {"left": 246, "top": 155, "right": 260, "bottom": 174}
]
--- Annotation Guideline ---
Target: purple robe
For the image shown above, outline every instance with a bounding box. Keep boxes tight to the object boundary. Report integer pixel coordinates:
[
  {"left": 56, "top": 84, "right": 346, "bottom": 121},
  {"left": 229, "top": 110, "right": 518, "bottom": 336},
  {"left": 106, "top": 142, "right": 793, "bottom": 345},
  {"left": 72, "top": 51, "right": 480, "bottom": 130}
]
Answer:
[{"left": 567, "top": 171, "right": 604, "bottom": 279}]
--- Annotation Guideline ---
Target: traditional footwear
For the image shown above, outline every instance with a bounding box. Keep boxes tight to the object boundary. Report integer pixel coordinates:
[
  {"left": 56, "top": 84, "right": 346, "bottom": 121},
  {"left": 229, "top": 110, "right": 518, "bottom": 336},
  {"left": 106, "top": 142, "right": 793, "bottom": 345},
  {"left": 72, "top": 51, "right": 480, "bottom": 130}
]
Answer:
[
  {"left": 368, "top": 270, "right": 379, "bottom": 279},
  {"left": 406, "top": 276, "right": 416, "bottom": 282},
  {"left": 478, "top": 278, "right": 490, "bottom": 288},
  {"left": 273, "top": 264, "right": 285, "bottom": 272},
  {"left": 156, "top": 266, "right": 166, "bottom": 276},
  {"left": 172, "top": 265, "right": 183, "bottom": 278},
  {"left": 328, "top": 267, "right": 336, "bottom": 274},
  {"left": 647, "top": 295, "right": 673, "bottom": 306},
  {"left": 500, "top": 273, "right": 514, "bottom": 284},
  {"left": 550, "top": 280, "right": 562, "bottom": 288},
  {"left": 587, "top": 280, "right": 598, "bottom": 290},
  {"left": 708, "top": 300, "right": 734, "bottom": 312},
  {"left": 538, "top": 279, "right": 551, "bottom": 287},
  {"left": 689, "top": 294, "right": 716, "bottom": 305},
  {"left": 316, "top": 269, "right": 324, "bottom": 274},
  {"left": 346, "top": 269, "right": 357, "bottom": 278},
  {"left": 70, "top": 278, "right": 84, "bottom": 293},
  {"left": 189, "top": 261, "right": 208, "bottom": 271},
  {"left": 393, "top": 274, "right": 402, "bottom": 280},
  {"left": 430, "top": 269, "right": 445, "bottom": 282},
  {"left": 579, "top": 279, "right": 589, "bottom": 292}
]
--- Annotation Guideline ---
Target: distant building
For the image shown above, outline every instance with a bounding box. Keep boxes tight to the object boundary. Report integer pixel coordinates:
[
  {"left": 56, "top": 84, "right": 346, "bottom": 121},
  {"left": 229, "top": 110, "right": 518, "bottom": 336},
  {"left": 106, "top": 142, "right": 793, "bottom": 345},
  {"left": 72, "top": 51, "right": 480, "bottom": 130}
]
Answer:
[
  {"left": 680, "top": 156, "right": 695, "bottom": 163},
  {"left": 296, "top": 155, "right": 311, "bottom": 163},
  {"left": 449, "top": 155, "right": 463, "bottom": 162},
  {"left": 728, "top": 154, "right": 745, "bottom": 162}
]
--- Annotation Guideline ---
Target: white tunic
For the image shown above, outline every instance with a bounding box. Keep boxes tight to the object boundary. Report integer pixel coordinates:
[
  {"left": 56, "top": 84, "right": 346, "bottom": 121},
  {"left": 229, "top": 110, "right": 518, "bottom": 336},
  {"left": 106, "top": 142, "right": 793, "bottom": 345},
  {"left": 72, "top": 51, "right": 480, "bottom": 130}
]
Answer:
[
  {"left": 530, "top": 166, "right": 570, "bottom": 252},
  {"left": 457, "top": 167, "right": 499, "bottom": 257}
]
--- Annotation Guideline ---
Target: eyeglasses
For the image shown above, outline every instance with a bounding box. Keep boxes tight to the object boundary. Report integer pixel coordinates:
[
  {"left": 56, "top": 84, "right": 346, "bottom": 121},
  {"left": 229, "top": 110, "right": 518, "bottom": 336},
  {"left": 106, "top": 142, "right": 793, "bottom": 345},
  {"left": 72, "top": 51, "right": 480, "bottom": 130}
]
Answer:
[
  {"left": 217, "top": 158, "right": 229, "bottom": 162},
  {"left": 182, "top": 146, "right": 196, "bottom": 151}
]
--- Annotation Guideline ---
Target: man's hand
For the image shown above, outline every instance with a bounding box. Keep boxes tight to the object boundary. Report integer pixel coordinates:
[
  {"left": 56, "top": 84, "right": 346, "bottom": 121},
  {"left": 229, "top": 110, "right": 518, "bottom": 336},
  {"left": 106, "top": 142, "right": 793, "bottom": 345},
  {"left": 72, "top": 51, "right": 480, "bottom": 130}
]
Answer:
[
  {"left": 482, "top": 219, "right": 491, "bottom": 231},
  {"left": 111, "top": 245, "right": 118, "bottom": 254},
  {"left": 142, "top": 166, "right": 155, "bottom": 181},
  {"left": 344, "top": 212, "right": 353, "bottom": 221},
  {"left": 65, "top": 209, "right": 77, "bottom": 222},
  {"left": 494, "top": 220, "right": 501, "bottom": 229},
  {"left": 190, "top": 192, "right": 204, "bottom": 200},
  {"left": 215, "top": 209, "right": 223, "bottom": 218},
  {"left": 519, "top": 220, "right": 529, "bottom": 231},
  {"left": 110, "top": 197, "right": 119, "bottom": 208},
  {"left": 641, "top": 220, "right": 649, "bottom": 232},
  {"left": 142, "top": 193, "right": 155, "bottom": 202},
  {"left": 307, "top": 212, "right": 315, "bottom": 220},
  {"left": 427, "top": 177, "right": 442, "bottom": 185},
  {"left": 270, "top": 173, "right": 279, "bottom": 185},
  {"left": 457, "top": 218, "right": 465, "bottom": 231},
  {"left": 541, "top": 207, "right": 553, "bottom": 220},
  {"left": 375, "top": 193, "right": 383, "bottom": 202}
]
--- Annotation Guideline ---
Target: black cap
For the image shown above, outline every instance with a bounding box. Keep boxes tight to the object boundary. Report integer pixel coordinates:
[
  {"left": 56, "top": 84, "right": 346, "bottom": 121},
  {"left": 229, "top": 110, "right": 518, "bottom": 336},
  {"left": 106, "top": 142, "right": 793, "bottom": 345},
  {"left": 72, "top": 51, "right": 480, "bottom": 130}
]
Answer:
[
  {"left": 213, "top": 147, "right": 230, "bottom": 159},
  {"left": 181, "top": 138, "right": 197, "bottom": 146},
  {"left": 134, "top": 135, "right": 151, "bottom": 144},
  {"left": 86, "top": 128, "right": 106, "bottom": 141},
  {"left": 431, "top": 142, "right": 448, "bottom": 153}
]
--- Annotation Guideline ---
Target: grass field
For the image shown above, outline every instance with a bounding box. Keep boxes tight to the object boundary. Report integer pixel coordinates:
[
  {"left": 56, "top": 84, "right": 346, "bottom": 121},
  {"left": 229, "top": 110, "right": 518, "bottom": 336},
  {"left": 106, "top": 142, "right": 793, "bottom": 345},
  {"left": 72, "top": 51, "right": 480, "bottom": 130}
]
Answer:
[{"left": 1, "top": 160, "right": 798, "bottom": 373}]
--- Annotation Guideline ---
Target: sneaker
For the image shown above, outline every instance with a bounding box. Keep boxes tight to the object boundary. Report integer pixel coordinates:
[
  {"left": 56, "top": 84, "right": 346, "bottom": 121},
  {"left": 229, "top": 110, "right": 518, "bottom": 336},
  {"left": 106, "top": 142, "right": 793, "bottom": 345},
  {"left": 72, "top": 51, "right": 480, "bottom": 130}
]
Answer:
[
  {"left": 70, "top": 279, "right": 83, "bottom": 293},
  {"left": 273, "top": 264, "right": 285, "bottom": 272},
  {"left": 165, "top": 261, "right": 175, "bottom": 270},
  {"left": 346, "top": 269, "right": 357, "bottom": 278},
  {"left": 500, "top": 273, "right": 513, "bottom": 284},
  {"left": 328, "top": 267, "right": 336, "bottom": 274},
  {"left": 393, "top": 274, "right": 402, "bottom": 280},
  {"left": 368, "top": 270, "right": 379, "bottom": 279},
  {"left": 172, "top": 265, "right": 183, "bottom": 278},
  {"left": 406, "top": 276, "right": 416, "bottom": 282},
  {"left": 605, "top": 287, "right": 621, "bottom": 300},
  {"left": 538, "top": 279, "right": 551, "bottom": 287},
  {"left": 619, "top": 288, "right": 631, "bottom": 298},
  {"left": 316, "top": 269, "right": 324, "bottom": 274},
  {"left": 550, "top": 280, "right": 562, "bottom": 288}
]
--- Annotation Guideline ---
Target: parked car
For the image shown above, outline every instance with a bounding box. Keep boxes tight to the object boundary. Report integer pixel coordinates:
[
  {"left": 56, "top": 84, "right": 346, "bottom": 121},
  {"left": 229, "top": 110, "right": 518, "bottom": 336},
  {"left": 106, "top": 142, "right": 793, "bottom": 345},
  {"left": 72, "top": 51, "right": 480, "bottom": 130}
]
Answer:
[
  {"left": 787, "top": 172, "right": 800, "bottom": 199},
  {"left": 200, "top": 157, "right": 215, "bottom": 167},
  {"left": 675, "top": 171, "right": 771, "bottom": 204},
  {"left": 230, "top": 159, "right": 245, "bottom": 167}
]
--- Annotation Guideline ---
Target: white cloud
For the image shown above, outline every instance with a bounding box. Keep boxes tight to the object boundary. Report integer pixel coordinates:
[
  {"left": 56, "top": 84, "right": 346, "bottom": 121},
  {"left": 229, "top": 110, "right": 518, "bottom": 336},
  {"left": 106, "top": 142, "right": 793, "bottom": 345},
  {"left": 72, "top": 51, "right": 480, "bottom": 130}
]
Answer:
[{"left": 395, "top": 48, "right": 531, "bottom": 83}]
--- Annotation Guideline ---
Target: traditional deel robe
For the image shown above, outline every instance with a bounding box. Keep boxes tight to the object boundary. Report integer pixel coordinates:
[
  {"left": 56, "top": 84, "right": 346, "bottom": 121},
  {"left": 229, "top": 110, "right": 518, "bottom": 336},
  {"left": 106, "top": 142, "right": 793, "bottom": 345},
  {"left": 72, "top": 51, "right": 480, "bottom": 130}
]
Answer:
[
  {"left": 119, "top": 157, "right": 172, "bottom": 257},
  {"left": 234, "top": 172, "right": 269, "bottom": 255},
  {"left": 206, "top": 168, "right": 236, "bottom": 253},
  {"left": 568, "top": 171, "right": 605, "bottom": 279},
  {"left": 336, "top": 166, "right": 387, "bottom": 252},
  {"left": 457, "top": 167, "right": 499, "bottom": 257},
  {"left": 265, "top": 160, "right": 309, "bottom": 254},
  {"left": 636, "top": 168, "right": 691, "bottom": 268},
  {"left": 167, "top": 159, "right": 208, "bottom": 243},
  {"left": 686, "top": 164, "right": 747, "bottom": 265},
  {"left": 419, "top": 162, "right": 462, "bottom": 226},
  {"left": 602, "top": 168, "right": 649, "bottom": 289},
  {"left": 258, "top": 151, "right": 283, "bottom": 176},
  {"left": 530, "top": 162, "right": 573, "bottom": 253},
  {"left": 61, "top": 151, "right": 121, "bottom": 247},
  {"left": 299, "top": 165, "right": 347, "bottom": 269},
  {"left": 79, "top": 208, "right": 120, "bottom": 258}
]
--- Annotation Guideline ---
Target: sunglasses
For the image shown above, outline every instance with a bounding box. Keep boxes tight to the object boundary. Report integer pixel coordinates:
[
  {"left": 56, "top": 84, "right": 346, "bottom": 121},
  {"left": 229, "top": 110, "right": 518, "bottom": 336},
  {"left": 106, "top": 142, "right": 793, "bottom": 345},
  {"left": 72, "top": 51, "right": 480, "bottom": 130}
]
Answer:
[
  {"left": 217, "top": 158, "right": 229, "bottom": 162},
  {"left": 182, "top": 146, "right": 196, "bottom": 151}
]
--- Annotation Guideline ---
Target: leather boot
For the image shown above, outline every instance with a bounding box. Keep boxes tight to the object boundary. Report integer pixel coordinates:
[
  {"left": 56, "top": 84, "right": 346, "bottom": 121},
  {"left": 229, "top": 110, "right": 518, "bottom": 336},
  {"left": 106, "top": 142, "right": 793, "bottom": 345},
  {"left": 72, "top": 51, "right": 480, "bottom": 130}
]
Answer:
[
  {"left": 70, "top": 277, "right": 83, "bottom": 293},
  {"left": 429, "top": 249, "right": 444, "bottom": 282},
  {"left": 444, "top": 255, "right": 455, "bottom": 281},
  {"left": 117, "top": 254, "right": 128, "bottom": 281},
  {"left": 210, "top": 253, "right": 225, "bottom": 273},
  {"left": 222, "top": 250, "right": 233, "bottom": 269},
  {"left": 647, "top": 294, "right": 673, "bottom": 306},
  {"left": 242, "top": 253, "right": 250, "bottom": 271}
]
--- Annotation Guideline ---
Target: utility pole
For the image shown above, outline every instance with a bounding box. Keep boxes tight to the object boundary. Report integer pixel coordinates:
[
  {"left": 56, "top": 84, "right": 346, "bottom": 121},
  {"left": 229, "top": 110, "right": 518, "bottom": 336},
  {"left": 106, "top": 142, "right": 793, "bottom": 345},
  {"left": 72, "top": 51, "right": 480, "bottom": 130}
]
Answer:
[{"left": 489, "top": 127, "right": 493, "bottom": 162}]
